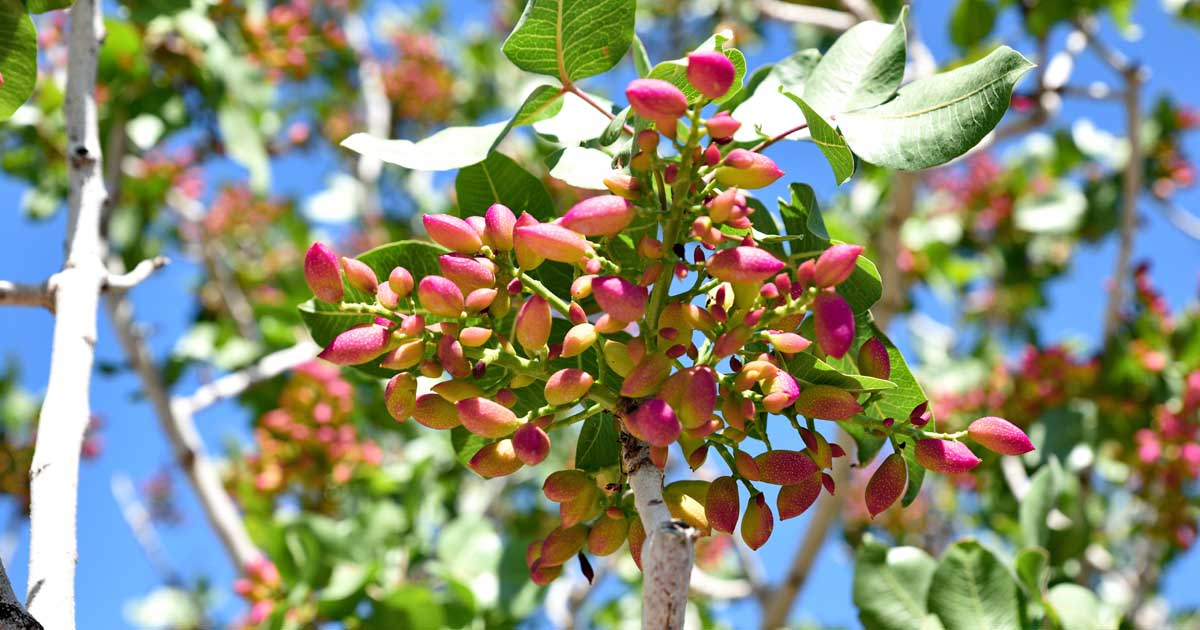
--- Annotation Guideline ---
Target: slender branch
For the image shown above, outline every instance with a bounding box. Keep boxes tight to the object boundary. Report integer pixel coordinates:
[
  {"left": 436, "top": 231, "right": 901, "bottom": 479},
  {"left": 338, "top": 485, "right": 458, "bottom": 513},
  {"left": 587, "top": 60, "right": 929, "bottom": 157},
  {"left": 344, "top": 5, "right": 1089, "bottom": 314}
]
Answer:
[
  {"left": 1154, "top": 199, "right": 1200, "bottom": 240},
  {"left": 1103, "top": 66, "right": 1143, "bottom": 338},
  {"left": 25, "top": 3, "right": 109, "bottom": 626},
  {"left": 105, "top": 294, "right": 261, "bottom": 571},
  {"left": 838, "top": 0, "right": 879, "bottom": 21},
  {"left": 567, "top": 85, "right": 634, "bottom": 136},
  {"left": 755, "top": 0, "right": 856, "bottom": 30},
  {"left": 174, "top": 341, "right": 320, "bottom": 415},
  {"left": 622, "top": 433, "right": 695, "bottom": 630},
  {"left": 750, "top": 122, "right": 809, "bottom": 154},
  {"left": 345, "top": 14, "right": 390, "bottom": 219},
  {"left": 103, "top": 256, "right": 169, "bottom": 290},
  {"left": 110, "top": 473, "right": 181, "bottom": 584},
  {"left": 0, "top": 281, "right": 52, "bottom": 310},
  {"left": 0, "top": 556, "right": 41, "bottom": 630}
]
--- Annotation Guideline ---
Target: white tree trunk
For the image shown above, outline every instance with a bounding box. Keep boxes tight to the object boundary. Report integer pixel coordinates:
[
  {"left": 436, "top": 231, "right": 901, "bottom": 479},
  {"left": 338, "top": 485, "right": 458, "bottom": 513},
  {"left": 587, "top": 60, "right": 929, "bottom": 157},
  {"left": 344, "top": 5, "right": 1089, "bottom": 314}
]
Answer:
[{"left": 25, "top": 2, "right": 108, "bottom": 627}]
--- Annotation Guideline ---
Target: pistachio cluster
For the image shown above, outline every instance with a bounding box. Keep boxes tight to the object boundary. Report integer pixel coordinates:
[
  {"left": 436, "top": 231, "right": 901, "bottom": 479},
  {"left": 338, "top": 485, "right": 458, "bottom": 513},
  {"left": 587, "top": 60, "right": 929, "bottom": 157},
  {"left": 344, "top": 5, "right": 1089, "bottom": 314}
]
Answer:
[{"left": 302, "top": 51, "right": 1032, "bottom": 582}]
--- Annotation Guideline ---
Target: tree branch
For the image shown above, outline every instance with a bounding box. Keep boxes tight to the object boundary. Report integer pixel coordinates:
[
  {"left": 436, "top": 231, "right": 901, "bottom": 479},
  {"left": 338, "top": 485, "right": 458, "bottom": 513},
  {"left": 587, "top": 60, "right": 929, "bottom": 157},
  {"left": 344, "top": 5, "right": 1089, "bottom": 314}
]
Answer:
[
  {"left": 1154, "top": 199, "right": 1200, "bottom": 241},
  {"left": 103, "top": 256, "right": 169, "bottom": 290},
  {"left": 622, "top": 432, "right": 695, "bottom": 630},
  {"left": 105, "top": 294, "right": 261, "bottom": 571},
  {"left": 173, "top": 341, "right": 320, "bottom": 416},
  {"left": 1103, "top": 66, "right": 1144, "bottom": 338},
  {"left": 0, "top": 281, "right": 52, "bottom": 310},
  {"left": 0, "top": 555, "right": 41, "bottom": 630},
  {"left": 110, "top": 473, "right": 181, "bottom": 585},
  {"left": 755, "top": 0, "right": 857, "bottom": 30},
  {"left": 25, "top": 2, "right": 109, "bottom": 626}
]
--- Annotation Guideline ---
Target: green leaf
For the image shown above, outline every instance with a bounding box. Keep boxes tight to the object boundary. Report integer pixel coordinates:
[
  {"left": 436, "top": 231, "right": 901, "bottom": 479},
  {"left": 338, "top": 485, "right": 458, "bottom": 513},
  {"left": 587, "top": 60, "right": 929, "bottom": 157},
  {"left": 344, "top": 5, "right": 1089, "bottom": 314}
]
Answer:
[
  {"left": 778, "top": 183, "right": 829, "bottom": 251},
  {"left": 781, "top": 91, "right": 856, "bottom": 185},
  {"left": 1046, "top": 584, "right": 1113, "bottom": 630},
  {"left": 729, "top": 50, "right": 821, "bottom": 141},
  {"left": 646, "top": 31, "right": 746, "bottom": 104},
  {"left": 502, "top": 0, "right": 635, "bottom": 83},
  {"left": 22, "top": 0, "right": 72, "bottom": 12},
  {"left": 1014, "top": 547, "right": 1049, "bottom": 596},
  {"left": 341, "top": 122, "right": 509, "bottom": 172},
  {"left": 368, "top": 585, "right": 445, "bottom": 630},
  {"left": 1019, "top": 458, "right": 1062, "bottom": 549},
  {"left": 786, "top": 353, "right": 896, "bottom": 392},
  {"left": 950, "top": 0, "right": 996, "bottom": 49},
  {"left": 928, "top": 540, "right": 1020, "bottom": 630},
  {"left": 853, "top": 536, "right": 939, "bottom": 630},
  {"left": 0, "top": 2, "right": 37, "bottom": 121},
  {"left": 547, "top": 146, "right": 618, "bottom": 189},
  {"left": 802, "top": 8, "right": 907, "bottom": 116},
  {"left": 843, "top": 423, "right": 888, "bottom": 466},
  {"left": 631, "top": 34, "right": 651, "bottom": 77},
  {"left": 217, "top": 105, "right": 270, "bottom": 191},
  {"left": 840, "top": 46, "right": 1035, "bottom": 170},
  {"left": 490, "top": 84, "right": 565, "bottom": 152},
  {"left": 451, "top": 427, "right": 491, "bottom": 468},
  {"left": 599, "top": 106, "right": 630, "bottom": 145},
  {"left": 455, "top": 152, "right": 556, "bottom": 222},
  {"left": 317, "top": 562, "right": 374, "bottom": 618},
  {"left": 575, "top": 412, "right": 620, "bottom": 471}
]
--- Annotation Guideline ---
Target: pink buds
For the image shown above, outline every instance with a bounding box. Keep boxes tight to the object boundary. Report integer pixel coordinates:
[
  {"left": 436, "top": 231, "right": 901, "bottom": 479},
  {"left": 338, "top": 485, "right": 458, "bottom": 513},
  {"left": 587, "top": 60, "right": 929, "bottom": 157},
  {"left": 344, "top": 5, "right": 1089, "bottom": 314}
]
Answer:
[
  {"left": 561, "top": 195, "right": 636, "bottom": 237},
  {"left": 588, "top": 512, "right": 629, "bottom": 556},
  {"left": 604, "top": 175, "right": 642, "bottom": 200},
  {"left": 793, "top": 384, "right": 862, "bottom": 421},
  {"left": 384, "top": 373, "right": 417, "bottom": 422},
  {"left": 686, "top": 51, "right": 736, "bottom": 99},
  {"left": 705, "top": 112, "right": 742, "bottom": 141},
  {"left": 515, "top": 295, "right": 552, "bottom": 353},
  {"left": 513, "top": 223, "right": 592, "bottom": 264},
  {"left": 423, "top": 214, "right": 483, "bottom": 253},
  {"left": 457, "top": 397, "right": 521, "bottom": 438},
  {"left": 865, "top": 452, "right": 908, "bottom": 518},
  {"left": 412, "top": 394, "right": 461, "bottom": 430},
  {"left": 620, "top": 353, "right": 673, "bottom": 398},
  {"left": 706, "top": 246, "right": 785, "bottom": 283},
  {"left": 967, "top": 416, "right": 1035, "bottom": 455},
  {"left": 914, "top": 439, "right": 982, "bottom": 474},
  {"left": 741, "top": 492, "right": 773, "bottom": 550},
  {"left": 544, "top": 368, "right": 595, "bottom": 406},
  {"left": 513, "top": 423, "right": 551, "bottom": 465},
  {"left": 438, "top": 254, "right": 495, "bottom": 293},
  {"left": 767, "top": 331, "right": 812, "bottom": 354},
  {"left": 705, "top": 476, "right": 740, "bottom": 534},
  {"left": 857, "top": 337, "right": 891, "bottom": 380},
  {"left": 388, "top": 266, "right": 414, "bottom": 298},
  {"left": 626, "top": 78, "right": 689, "bottom": 121},
  {"left": 715, "top": 149, "right": 784, "bottom": 189},
  {"left": 754, "top": 450, "right": 820, "bottom": 485},
  {"left": 318, "top": 324, "right": 393, "bottom": 365},
  {"left": 540, "top": 525, "right": 589, "bottom": 567},
  {"left": 484, "top": 203, "right": 517, "bottom": 251},
  {"left": 813, "top": 291, "right": 855, "bottom": 358},
  {"left": 777, "top": 473, "right": 822, "bottom": 520},
  {"left": 813, "top": 244, "right": 863, "bottom": 288},
  {"left": 629, "top": 399, "right": 682, "bottom": 447},
  {"left": 468, "top": 439, "right": 522, "bottom": 478},
  {"left": 417, "top": 275, "right": 465, "bottom": 318},
  {"left": 592, "top": 276, "right": 647, "bottom": 322},
  {"left": 676, "top": 367, "right": 718, "bottom": 429},
  {"left": 304, "top": 243, "right": 343, "bottom": 303},
  {"left": 341, "top": 257, "right": 378, "bottom": 294}
]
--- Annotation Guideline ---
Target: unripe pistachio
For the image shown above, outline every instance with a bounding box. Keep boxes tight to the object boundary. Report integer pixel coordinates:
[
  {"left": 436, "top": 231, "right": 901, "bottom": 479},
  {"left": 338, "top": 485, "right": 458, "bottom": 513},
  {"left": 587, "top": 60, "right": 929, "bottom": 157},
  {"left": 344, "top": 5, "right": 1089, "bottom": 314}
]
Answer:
[
  {"left": 620, "top": 353, "right": 674, "bottom": 398},
  {"left": 376, "top": 282, "right": 400, "bottom": 309},
  {"left": 604, "top": 175, "right": 642, "bottom": 200},
  {"left": 813, "top": 244, "right": 863, "bottom": 288},
  {"left": 914, "top": 439, "right": 982, "bottom": 474},
  {"left": 438, "top": 254, "right": 495, "bottom": 293},
  {"left": 794, "top": 384, "right": 862, "bottom": 420},
  {"left": 734, "top": 449, "right": 761, "bottom": 480},
  {"left": 638, "top": 235, "right": 664, "bottom": 259},
  {"left": 561, "top": 323, "right": 598, "bottom": 358},
  {"left": 418, "top": 359, "right": 443, "bottom": 378},
  {"left": 435, "top": 336, "right": 469, "bottom": 378},
  {"left": 588, "top": 512, "right": 629, "bottom": 556},
  {"left": 570, "top": 275, "right": 594, "bottom": 300},
  {"left": 856, "top": 337, "right": 891, "bottom": 380},
  {"left": 777, "top": 473, "right": 822, "bottom": 520},
  {"left": 630, "top": 150, "right": 653, "bottom": 171},
  {"left": 385, "top": 373, "right": 417, "bottom": 422},
  {"left": 413, "top": 393, "right": 461, "bottom": 430},
  {"left": 399, "top": 314, "right": 424, "bottom": 337},
  {"left": 705, "top": 476, "right": 740, "bottom": 534},
  {"left": 458, "top": 397, "right": 521, "bottom": 438},
  {"left": 544, "top": 469, "right": 594, "bottom": 503},
  {"left": 687, "top": 443, "right": 709, "bottom": 468},
  {"left": 469, "top": 439, "right": 523, "bottom": 478},
  {"left": 812, "top": 291, "right": 855, "bottom": 358},
  {"left": 592, "top": 276, "right": 647, "bottom": 322},
  {"left": 418, "top": 275, "right": 464, "bottom": 318},
  {"left": 707, "top": 246, "right": 785, "bottom": 283},
  {"left": 379, "top": 338, "right": 425, "bottom": 370},
  {"left": 715, "top": 149, "right": 784, "bottom": 189},
  {"left": 529, "top": 560, "right": 563, "bottom": 586},
  {"left": 513, "top": 212, "right": 545, "bottom": 270},
  {"left": 713, "top": 326, "right": 754, "bottom": 359},
  {"left": 540, "top": 524, "right": 589, "bottom": 567},
  {"left": 798, "top": 427, "right": 833, "bottom": 469},
  {"left": 544, "top": 368, "right": 594, "bottom": 406},
  {"left": 466, "top": 288, "right": 498, "bottom": 313},
  {"left": 664, "top": 480, "right": 710, "bottom": 532},
  {"left": 568, "top": 301, "right": 588, "bottom": 325},
  {"left": 432, "top": 380, "right": 485, "bottom": 402},
  {"left": 465, "top": 215, "right": 490, "bottom": 249},
  {"left": 625, "top": 78, "right": 688, "bottom": 121},
  {"left": 629, "top": 399, "right": 682, "bottom": 447},
  {"left": 767, "top": 331, "right": 812, "bottom": 354},
  {"left": 687, "top": 50, "right": 736, "bottom": 99},
  {"left": 865, "top": 452, "right": 907, "bottom": 518},
  {"left": 513, "top": 223, "right": 593, "bottom": 264},
  {"left": 705, "top": 111, "right": 742, "bottom": 141},
  {"left": 563, "top": 195, "right": 635, "bottom": 237},
  {"left": 909, "top": 401, "right": 931, "bottom": 427},
  {"left": 741, "top": 492, "right": 773, "bottom": 550},
  {"left": 707, "top": 187, "right": 744, "bottom": 224},
  {"left": 515, "top": 295, "right": 552, "bottom": 353},
  {"left": 423, "top": 214, "right": 483, "bottom": 253},
  {"left": 459, "top": 326, "right": 493, "bottom": 348},
  {"left": 484, "top": 203, "right": 517, "bottom": 251},
  {"left": 318, "top": 324, "right": 393, "bottom": 365},
  {"left": 388, "top": 266, "right": 414, "bottom": 298},
  {"left": 304, "top": 242, "right": 343, "bottom": 303},
  {"left": 722, "top": 395, "right": 755, "bottom": 431},
  {"left": 761, "top": 371, "right": 801, "bottom": 414},
  {"left": 795, "top": 259, "right": 815, "bottom": 290},
  {"left": 603, "top": 340, "right": 636, "bottom": 377},
  {"left": 636, "top": 129, "right": 660, "bottom": 153},
  {"left": 968, "top": 416, "right": 1035, "bottom": 455},
  {"left": 755, "top": 450, "right": 820, "bottom": 485},
  {"left": 677, "top": 367, "right": 718, "bottom": 429},
  {"left": 649, "top": 445, "right": 669, "bottom": 469},
  {"left": 512, "top": 423, "right": 551, "bottom": 466},
  {"left": 628, "top": 516, "right": 647, "bottom": 570},
  {"left": 340, "top": 257, "right": 378, "bottom": 294},
  {"left": 704, "top": 143, "right": 721, "bottom": 166}
]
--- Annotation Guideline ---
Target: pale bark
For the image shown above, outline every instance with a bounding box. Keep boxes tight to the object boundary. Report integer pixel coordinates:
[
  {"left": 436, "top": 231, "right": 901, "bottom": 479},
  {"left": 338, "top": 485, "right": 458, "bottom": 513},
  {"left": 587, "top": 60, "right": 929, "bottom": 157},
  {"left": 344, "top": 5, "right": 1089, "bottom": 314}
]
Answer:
[
  {"left": 0, "top": 282, "right": 51, "bottom": 310},
  {"left": 24, "top": 3, "right": 108, "bottom": 626},
  {"left": 1103, "top": 67, "right": 1143, "bottom": 338}
]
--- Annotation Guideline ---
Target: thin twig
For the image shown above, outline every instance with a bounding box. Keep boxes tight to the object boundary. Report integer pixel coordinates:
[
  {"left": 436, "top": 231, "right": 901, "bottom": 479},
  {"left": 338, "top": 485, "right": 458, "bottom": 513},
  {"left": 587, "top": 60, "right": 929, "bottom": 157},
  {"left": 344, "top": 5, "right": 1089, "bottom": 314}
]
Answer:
[
  {"left": 755, "top": 0, "right": 856, "bottom": 30},
  {"left": 0, "top": 281, "right": 52, "bottom": 310},
  {"left": 1103, "top": 66, "right": 1143, "bottom": 338},
  {"left": 104, "top": 256, "right": 169, "bottom": 290},
  {"left": 25, "top": 2, "right": 110, "bottom": 626},
  {"left": 567, "top": 85, "right": 635, "bottom": 136},
  {"left": 1154, "top": 199, "right": 1200, "bottom": 240},
  {"left": 175, "top": 341, "right": 320, "bottom": 415},
  {"left": 110, "top": 473, "right": 181, "bottom": 585}
]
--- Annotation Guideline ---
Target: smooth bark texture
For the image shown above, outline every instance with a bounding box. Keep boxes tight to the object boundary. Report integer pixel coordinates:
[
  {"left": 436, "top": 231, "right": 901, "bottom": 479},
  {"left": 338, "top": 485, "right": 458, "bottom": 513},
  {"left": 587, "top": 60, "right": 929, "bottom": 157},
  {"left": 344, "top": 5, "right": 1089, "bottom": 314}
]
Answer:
[
  {"left": 25, "top": 3, "right": 108, "bottom": 627},
  {"left": 623, "top": 434, "right": 695, "bottom": 630},
  {"left": 0, "top": 281, "right": 51, "bottom": 309}
]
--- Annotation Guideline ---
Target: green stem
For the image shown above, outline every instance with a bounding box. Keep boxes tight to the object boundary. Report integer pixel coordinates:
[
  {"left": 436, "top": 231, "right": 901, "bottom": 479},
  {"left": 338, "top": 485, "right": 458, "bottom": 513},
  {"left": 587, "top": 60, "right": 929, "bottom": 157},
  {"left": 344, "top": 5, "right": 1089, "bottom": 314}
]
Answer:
[
  {"left": 549, "top": 403, "right": 605, "bottom": 431},
  {"left": 517, "top": 271, "right": 571, "bottom": 316}
]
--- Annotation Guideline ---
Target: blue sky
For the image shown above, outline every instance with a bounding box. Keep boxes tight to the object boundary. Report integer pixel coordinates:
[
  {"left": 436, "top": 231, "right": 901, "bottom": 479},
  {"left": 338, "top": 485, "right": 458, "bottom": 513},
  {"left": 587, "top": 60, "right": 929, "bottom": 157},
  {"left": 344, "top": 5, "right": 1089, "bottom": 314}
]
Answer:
[{"left": 1, "top": 1, "right": 1199, "bottom": 628}]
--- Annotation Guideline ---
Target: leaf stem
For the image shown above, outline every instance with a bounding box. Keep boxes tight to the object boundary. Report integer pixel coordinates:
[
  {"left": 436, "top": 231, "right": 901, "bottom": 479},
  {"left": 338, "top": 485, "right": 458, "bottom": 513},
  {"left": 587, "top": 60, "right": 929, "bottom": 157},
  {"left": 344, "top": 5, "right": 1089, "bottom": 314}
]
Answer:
[{"left": 566, "top": 84, "right": 635, "bottom": 136}]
